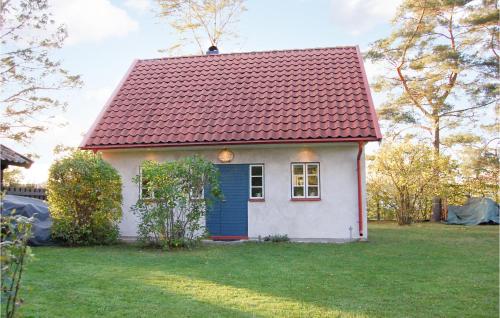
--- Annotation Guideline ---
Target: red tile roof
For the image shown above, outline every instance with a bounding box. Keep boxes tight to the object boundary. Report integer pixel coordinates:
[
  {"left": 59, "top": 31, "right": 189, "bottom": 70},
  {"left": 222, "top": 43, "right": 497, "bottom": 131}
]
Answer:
[{"left": 81, "top": 46, "right": 381, "bottom": 150}]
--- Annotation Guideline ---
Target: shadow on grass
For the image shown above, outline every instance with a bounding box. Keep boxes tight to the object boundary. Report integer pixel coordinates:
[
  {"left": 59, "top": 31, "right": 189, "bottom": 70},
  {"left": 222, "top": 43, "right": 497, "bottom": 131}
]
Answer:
[{"left": 137, "top": 270, "right": 366, "bottom": 318}]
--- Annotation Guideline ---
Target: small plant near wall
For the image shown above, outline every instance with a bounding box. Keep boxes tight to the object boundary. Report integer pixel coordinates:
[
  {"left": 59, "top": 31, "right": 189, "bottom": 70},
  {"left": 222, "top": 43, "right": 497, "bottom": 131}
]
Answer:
[
  {"left": 132, "top": 155, "right": 221, "bottom": 250},
  {"left": 1, "top": 212, "right": 34, "bottom": 318},
  {"left": 263, "top": 234, "right": 290, "bottom": 243},
  {"left": 47, "top": 150, "right": 123, "bottom": 245}
]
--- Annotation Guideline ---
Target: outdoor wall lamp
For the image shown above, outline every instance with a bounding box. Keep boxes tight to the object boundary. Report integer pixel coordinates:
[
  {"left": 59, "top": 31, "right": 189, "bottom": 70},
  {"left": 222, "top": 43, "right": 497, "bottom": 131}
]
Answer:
[{"left": 218, "top": 148, "right": 234, "bottom": 163}]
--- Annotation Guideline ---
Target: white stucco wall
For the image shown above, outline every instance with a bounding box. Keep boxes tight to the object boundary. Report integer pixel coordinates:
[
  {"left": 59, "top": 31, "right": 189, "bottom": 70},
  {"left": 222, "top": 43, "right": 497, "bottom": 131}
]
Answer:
[{"left": 100, "top": 143, "right": 368, "bottom": 240}]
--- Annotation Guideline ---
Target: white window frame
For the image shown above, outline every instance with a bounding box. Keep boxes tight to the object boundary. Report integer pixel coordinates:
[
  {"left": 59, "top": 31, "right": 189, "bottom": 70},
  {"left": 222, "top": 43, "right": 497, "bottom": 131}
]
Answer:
[
  {"left": 249, "top": 164, "right": 265, "bottom": 199},
  {"left": 139, "top": 166, "right": 154, "bottom": 200},
  {"left": 291, "top": 162, "right": 320, "bottom": 199}
]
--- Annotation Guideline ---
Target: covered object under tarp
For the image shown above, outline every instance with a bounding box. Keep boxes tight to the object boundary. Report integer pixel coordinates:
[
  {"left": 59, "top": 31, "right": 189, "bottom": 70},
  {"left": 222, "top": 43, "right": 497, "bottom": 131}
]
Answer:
[
  {"left": 1, "top": 195, "right": 53, "bottom": 245},
  {"left": 447, "top": 197, "right": 499, "bottom": 225}
]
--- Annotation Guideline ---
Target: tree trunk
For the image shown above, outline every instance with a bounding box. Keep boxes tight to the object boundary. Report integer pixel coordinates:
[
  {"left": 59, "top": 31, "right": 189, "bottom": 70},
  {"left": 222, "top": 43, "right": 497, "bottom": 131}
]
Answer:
[
  {"left": 431, "top": 118, "right": 442, "bottom": 222},
  {"left": 431, "top": 197, "right": 442, "bottom": 221},
  {"left": 376, "top": 200, "right": 381, "bottom": 221}
]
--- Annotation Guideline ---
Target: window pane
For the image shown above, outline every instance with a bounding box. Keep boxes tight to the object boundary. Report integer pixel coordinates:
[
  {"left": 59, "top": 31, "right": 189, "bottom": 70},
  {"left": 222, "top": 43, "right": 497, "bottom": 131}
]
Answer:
[
  {"left": 307, "top": 164, "right": 318, "bottom": 175},
  {"left": 293, "top": 175, "right": 304, "bottom": 186},
  {"left": 141, "top": 179, "right": 151, "bottom": 198},
  {"left": 191, "top": 187, "right": 204, "bottom": 199},
  {"left": 251, "top": 176, "right": 262, "bottom": 187},
  {"left": 293, "top": 164, "right": 304, "bottom": 175},
  {"left": 308, "top": 186, "right": 319, "bottom": 197},
  {"left": 293, "top": 186, "right": 304, "bottom": 197},
  {"left": 251, "top": 187, "right": 263, "bottom": 198},
  {"left": 251, "top": 165, "right": 263, "bottom": 176},
  {"left": 308, "top": 175, "right": 318, "bottom": 186}
]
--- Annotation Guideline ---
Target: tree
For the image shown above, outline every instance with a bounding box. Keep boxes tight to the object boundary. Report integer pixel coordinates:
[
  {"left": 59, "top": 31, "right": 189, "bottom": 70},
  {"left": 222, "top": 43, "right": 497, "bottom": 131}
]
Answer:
[
  {"left": 132, "top": 155, "right": 221, "bottom": 249},
  {"left": 2, "top": 167, "right": 22, "bottom": 186},
  {"left": 455, "top": 118, "right": 500, "bottom": 202},
  {"left": 156, "top": 0, "right": 246, "bottom": 54},
  {"left": 366, "top": 168, "right": 394, "bottom": 221},
  {"left": 368, "top": 142, "right": 456, "bottom": 224},
  {"left": 367, "top": 0, "right": 498, "bottom": 220},
  {"left": 47, "top": 150, "right": 122, "bottom": 245},
  {"left": 459, "top": 146, "right": 499, "bottom": 201},
  {"left": 1, "top": 0, "right": 82, "bottom": 143}
]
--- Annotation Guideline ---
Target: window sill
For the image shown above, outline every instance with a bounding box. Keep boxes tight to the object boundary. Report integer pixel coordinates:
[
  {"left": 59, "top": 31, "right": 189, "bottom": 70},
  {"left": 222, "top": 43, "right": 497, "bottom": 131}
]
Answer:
[
  {"left": 249, "top": 198, "right": 265, "bottom": 202},
  {"left": 290, "top": 198, "right": 321, "bottom": 202}
]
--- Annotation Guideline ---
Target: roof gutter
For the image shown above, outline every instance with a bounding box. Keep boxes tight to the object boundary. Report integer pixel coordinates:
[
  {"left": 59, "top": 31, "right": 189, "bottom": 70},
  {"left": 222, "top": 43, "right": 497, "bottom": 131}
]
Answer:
[
  {"left": 357, "top": 141, "right": 365, "bottom": 238},
  {"left": 81, "top": 137, "right": 380, "bottom": 151}
]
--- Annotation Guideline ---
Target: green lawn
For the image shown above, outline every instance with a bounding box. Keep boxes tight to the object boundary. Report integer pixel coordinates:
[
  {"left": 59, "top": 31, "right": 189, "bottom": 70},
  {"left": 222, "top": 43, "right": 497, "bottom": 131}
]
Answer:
[{"left": 19, "top": 223, "right": 498, "bottom": 318}]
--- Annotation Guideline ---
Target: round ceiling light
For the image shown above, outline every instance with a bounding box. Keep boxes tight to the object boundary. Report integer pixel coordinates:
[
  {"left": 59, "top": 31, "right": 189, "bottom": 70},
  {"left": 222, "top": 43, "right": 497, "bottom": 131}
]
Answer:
[{"left": 218, "top": 149, "right": 234, "bottom": 163}]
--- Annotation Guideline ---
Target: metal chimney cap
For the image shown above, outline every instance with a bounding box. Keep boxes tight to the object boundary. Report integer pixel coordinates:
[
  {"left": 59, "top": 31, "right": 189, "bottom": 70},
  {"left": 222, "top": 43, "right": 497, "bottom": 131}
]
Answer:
[{"left": 206, "top": 45, "right": 219, "bottom": 55}]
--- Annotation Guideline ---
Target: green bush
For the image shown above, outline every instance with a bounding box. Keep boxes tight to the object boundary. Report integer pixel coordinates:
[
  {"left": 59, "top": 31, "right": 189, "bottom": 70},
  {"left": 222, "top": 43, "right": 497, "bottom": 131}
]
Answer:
[
  {"left": 132, "top": 155, "right": 221, "bottom": 249},
  {"left": 262, "top": 234, "right": 290, "bottom": 243},
  {"left": 1, "top": 212, "right": 34, "bottom": 318},
  {"left": 47, "top": 150, "right": 122, "bottom": 245}
]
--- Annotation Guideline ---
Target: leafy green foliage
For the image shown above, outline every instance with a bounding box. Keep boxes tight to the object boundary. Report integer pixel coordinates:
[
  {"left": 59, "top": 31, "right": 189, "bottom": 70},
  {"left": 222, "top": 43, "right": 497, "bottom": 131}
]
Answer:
[
  {"left": 156, "top": 0, "right": 246, "bottom": 54},
  {"left": 0, "top": 0, "right": 82, "bottom": 143},
  {"left": 47, "top": 150, "right": 122, "bottom": 245},
  {"left": 1, "top": 212, "right": 34, "bottom": 318},
  {"left": 456, "top": 145, "right": 499, "bottom": 202},
  {"left": 368, "top": 142, "right": 456, "bottom": 224},
  {"left": 132, "top": 155, "right": 221, "bottom": 249}
]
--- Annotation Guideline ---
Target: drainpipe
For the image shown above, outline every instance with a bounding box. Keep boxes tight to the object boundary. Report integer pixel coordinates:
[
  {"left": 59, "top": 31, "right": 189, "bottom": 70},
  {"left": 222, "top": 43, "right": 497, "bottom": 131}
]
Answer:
[{"left": 357, "top": 142, "right": 365, "bottom": 238}]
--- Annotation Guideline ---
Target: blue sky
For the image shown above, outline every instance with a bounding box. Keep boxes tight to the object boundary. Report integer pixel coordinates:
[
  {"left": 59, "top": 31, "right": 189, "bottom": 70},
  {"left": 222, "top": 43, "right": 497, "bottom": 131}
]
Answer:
[{"left": 5, "top": 0, "right": 400, "bottom": 183}]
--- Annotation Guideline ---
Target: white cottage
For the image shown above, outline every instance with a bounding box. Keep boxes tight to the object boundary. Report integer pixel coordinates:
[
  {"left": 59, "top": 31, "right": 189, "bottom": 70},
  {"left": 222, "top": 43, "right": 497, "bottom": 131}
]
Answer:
[{"left": 80, "top": 46, "right": 382, "bottom": 241}]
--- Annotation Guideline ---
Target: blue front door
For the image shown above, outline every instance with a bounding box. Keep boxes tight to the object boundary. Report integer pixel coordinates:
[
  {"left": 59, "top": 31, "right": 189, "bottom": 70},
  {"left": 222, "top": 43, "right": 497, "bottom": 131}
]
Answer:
[{"left": 206, "top": 164, "right": 249, "bottom": 238}]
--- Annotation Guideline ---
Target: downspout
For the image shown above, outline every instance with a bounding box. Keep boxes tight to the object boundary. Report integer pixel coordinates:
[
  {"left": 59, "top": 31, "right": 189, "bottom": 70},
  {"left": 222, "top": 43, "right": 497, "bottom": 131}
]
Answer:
[{"left": 357, "top": 142, "right": 365, "bottom": 238}]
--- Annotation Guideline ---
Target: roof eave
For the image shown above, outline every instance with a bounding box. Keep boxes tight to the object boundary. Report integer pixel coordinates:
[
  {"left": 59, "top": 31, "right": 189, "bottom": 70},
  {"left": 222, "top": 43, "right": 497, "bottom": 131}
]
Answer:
[
  {"left": 0, "top": 145, "right": 34, "bottom": 169},
  {"left": 3, "top": 161, "right": 33, "bottom": 169},
  {"left": 80, "top": 137, "right": 381, "bottom": 151}
]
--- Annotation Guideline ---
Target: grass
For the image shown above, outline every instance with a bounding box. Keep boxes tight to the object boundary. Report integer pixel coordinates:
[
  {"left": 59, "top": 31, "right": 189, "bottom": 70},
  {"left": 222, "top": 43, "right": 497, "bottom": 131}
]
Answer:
[{"left": 19, "top": 223, "right": 498, "bottom": 318}]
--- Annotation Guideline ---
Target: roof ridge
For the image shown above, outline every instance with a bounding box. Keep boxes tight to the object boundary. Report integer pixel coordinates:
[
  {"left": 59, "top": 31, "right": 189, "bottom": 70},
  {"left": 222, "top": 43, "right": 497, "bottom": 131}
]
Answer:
[{"left": 138, "top": 46, "right": 358, "bottom": 62}]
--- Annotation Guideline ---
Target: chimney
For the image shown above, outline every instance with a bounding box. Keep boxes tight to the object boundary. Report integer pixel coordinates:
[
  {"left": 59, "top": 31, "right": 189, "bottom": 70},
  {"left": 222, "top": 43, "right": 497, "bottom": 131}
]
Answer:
[{"left": 206, "top": 45, "right": 219, "bottom": 55}]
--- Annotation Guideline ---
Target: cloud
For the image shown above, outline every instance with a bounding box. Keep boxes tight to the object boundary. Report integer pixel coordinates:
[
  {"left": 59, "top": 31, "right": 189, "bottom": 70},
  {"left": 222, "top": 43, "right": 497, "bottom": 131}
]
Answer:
[
  {"left": 124, "top": 0, "right": 152, "bottom": 13},
  {"left": 330, "top": 0, "right": 401, "bottom": 35},
  {"left": 51, "top": 0, "right": 139, "bottom": 45}
]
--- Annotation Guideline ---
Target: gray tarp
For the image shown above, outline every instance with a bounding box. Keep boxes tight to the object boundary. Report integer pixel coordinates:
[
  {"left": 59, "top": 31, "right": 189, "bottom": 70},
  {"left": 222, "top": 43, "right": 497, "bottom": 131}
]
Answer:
[
  {"left": 1, "top": 195, "right": 53, "bottom": 245},
  {"left": 447, "top": 197, "right": 499, "bottom": 225}
]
